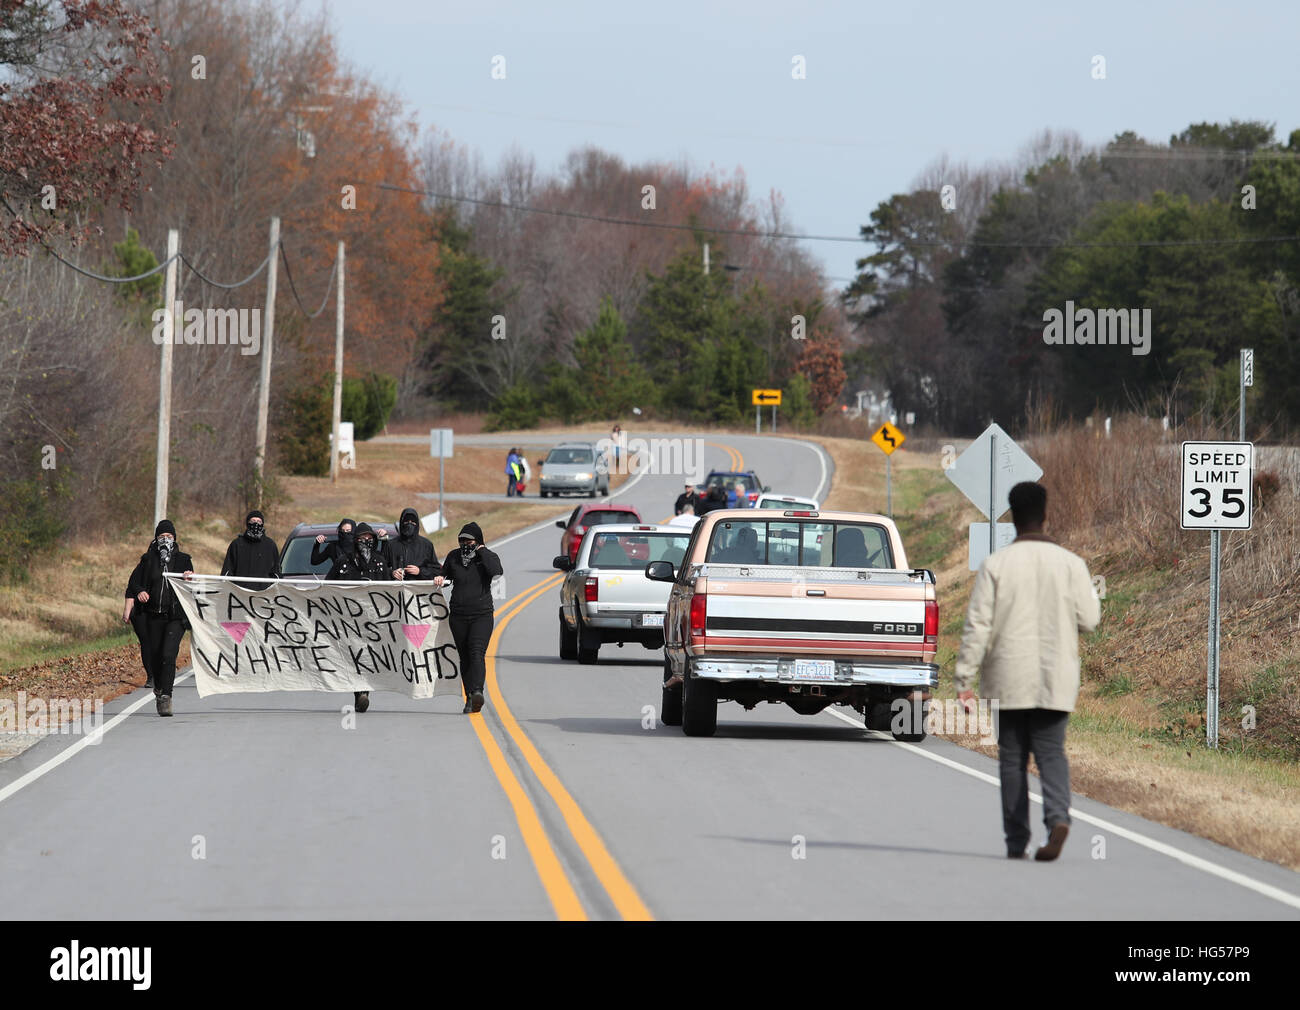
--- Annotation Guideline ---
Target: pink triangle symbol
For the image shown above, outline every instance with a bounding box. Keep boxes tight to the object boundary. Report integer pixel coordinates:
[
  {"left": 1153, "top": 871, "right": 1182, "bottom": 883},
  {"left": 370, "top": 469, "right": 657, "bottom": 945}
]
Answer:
[
  {"left": 403, "top": 624, "right": 430, "bottom": 649},
  {"left": 221, "top": 622, "right": 251, "bottom": 644}
]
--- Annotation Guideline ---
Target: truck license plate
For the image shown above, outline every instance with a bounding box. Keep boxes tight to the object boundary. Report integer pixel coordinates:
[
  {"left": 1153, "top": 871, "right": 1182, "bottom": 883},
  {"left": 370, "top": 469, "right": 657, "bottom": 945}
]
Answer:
[
  {"left": 641, "top": 613, "right": 664, "bottom": 628},
  {"left": 792, "top": 659, "right": 836, "bottom": 681}
]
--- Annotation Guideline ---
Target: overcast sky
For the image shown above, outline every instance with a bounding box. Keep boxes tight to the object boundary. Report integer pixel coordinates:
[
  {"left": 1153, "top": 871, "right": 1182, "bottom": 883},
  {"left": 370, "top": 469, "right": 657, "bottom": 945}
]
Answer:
[{"left": 323, "top": 0, "right": 1300, "bottom": 286}]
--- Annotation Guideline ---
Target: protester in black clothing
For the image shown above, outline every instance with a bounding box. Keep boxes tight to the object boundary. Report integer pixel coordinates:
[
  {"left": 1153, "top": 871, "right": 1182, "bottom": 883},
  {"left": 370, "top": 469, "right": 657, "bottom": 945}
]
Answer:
[
  {"left": 122, "top": 568, "right": 152, "bottom": 689},
  {"left": 386, "top": 507, "right": 442, "bottom": 581},
  {"left": 674, "top": 481, "right": 700, "bottom": 515},
  {"left": 221, "top": 510, "right": 281, "bottom": 590},
  {"left": 127, "top": 520, "right": 194, "bottom": 717},
  {"left": 341, "top": 522, "right": 392, "bottom": 712},
  {"left": 434, "top": 522, "right": 502, "bottom": 714},
  {"left": 312, "top": 517, "right": 357, "bottom": 578}
]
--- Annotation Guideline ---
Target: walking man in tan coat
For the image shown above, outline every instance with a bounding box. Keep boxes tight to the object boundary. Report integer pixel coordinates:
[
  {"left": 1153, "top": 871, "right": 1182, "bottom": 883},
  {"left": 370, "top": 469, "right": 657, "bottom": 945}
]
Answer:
[{"left": 955, "top": 482, "right": 1101, "bottom": 861}]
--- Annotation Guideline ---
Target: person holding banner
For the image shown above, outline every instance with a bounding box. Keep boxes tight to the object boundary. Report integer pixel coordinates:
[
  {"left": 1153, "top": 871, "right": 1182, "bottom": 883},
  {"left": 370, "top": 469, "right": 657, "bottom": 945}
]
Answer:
[
  {"left": 344, "top": 522, "right": 393, "bottom": 713},
  {"left": 386, "top": 507, "right": 441, "bottom": 582},
  {"left": 312, "top": 517, "right": 357, "bottom": 579},
  {"left": 221, "top": 510, "right": 281, "bottom": 590},
  {"left": 127, "top": 520, "right": 194, "bottom": 717},
  {"left": 434, "top": 522, "right": 502, "bottom": 714}
]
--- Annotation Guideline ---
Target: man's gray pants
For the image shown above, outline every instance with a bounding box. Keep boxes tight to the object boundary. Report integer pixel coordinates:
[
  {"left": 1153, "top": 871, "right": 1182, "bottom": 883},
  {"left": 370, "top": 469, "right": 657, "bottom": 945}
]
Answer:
[{"left": 997, "top": 709, "right": 1071, "bottom": 854}]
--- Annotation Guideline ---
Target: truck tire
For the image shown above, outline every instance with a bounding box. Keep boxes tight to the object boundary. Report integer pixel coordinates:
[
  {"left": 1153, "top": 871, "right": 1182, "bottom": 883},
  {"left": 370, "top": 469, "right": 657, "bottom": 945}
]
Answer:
[
  {"left": 681, "top": 670, "right": 717, "bottom": 737},
  {"left": 559, "top": 611, "right": 577, "bottom": 660},
  {"left": 660, "top": 656, "right": 682, "bottom": 726},
  {"left": 891, "top": 697, "right": 929, "bottom": 743},
  {"left": 576, "top": 614, "right": 599, "bottom": 664}
]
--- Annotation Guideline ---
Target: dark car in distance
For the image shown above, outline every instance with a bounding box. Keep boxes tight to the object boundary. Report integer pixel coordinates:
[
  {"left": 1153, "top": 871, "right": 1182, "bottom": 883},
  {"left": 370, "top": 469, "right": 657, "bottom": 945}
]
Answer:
[
  {"left": 556, "top": 503, "right": 643, "bottom": 563},
  {"left": 696, "top": 470, "right": 770, "bottom": 507}
]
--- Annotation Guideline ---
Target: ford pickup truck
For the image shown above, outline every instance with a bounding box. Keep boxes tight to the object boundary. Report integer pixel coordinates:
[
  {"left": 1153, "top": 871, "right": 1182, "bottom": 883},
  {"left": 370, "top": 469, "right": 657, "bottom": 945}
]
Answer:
[
  {"left": 647, "top": 509, "right": 938, "bottom": 738},
  {"left": 554, "top": 523, "right": 694, "bottom": 664}
]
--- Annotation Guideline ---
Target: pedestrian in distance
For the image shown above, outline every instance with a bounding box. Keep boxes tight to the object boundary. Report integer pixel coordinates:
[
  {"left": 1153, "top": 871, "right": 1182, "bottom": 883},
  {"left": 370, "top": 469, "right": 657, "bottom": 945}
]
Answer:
[
  {"left": 220, "top": 510, "right": 281, "bottom": 590},
  {"left": 127, "top": 520, "right": 194, "bottom": 717},
  {"left": 727, "top": 480, "right": 750, "bottom": 509},
  {"left": 504, "top": 449, "right": 520, "bottom": 497},
  {"left": 955, "top": 481, "right": 1101, "bottom": 862},
  {"left": 667, "top": 503, "right": 699, "bottom": 528},
  {"left": 386, "top": 507, "right": 442, "bottom": 581},
  {"left": 433, "top": 522, "right": 503, "bottom": 715},
  {"left": 674, "top": 481, "right": 700, "bottom": 515},
  {"left": 696, "top": 484, "right": 727, "bottom": 517}
]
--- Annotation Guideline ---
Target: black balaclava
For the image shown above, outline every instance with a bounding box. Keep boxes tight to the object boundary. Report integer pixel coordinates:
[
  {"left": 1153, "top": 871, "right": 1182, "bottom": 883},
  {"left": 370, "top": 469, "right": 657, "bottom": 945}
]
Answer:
[
  {"left": 337, "top": 517, "right": 356, "bottom": 554},
  {"left": 399, "top": 507, "right": 419, "bottom": 540},
  {"left": 245, "top": 509, "right": 266, "bottom": 541},
  {"left": 354, "top": 522, "right": 376, "bottom": 563},
  {"left": 154, "top": 519, "right": 177, "bottom": 561},
  {"left": 457, "top": 521, "right": 484, "bottom": 566}
]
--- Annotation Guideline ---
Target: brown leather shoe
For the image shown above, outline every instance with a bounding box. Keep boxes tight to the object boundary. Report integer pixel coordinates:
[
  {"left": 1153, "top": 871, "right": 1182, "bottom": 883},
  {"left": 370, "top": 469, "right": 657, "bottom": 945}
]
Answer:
[{"left": 1034, "top": 823, "right": 1070, "bottom": 861}]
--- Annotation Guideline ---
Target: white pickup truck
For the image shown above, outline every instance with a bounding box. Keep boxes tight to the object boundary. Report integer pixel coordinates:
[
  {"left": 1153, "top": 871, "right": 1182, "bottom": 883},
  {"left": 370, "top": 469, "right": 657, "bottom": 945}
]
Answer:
[
  {"left": 647, "top": 508, "right": 939, "bottom": 738},
  {"left": 553, "top": 524, "right": 694, "bottom": 664}
]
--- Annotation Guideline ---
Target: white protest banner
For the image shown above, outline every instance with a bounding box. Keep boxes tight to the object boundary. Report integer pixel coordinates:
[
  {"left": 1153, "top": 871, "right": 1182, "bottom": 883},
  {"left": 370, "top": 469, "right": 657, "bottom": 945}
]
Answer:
[{"left": 167, "top": 575, "right": 462, "bottom": 700}]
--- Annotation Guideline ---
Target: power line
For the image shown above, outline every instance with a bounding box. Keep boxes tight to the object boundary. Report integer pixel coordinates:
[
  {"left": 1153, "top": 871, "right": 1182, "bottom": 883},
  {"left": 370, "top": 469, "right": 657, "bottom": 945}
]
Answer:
[
  {"left": 375, "top": 181, "right": 1300, "bottom": 250},
  {"left": 179, "top": 249, "right": 274, "bottom": 289},
  {"left": 278, "top": 244, "right": 338, "bottom": 319}
]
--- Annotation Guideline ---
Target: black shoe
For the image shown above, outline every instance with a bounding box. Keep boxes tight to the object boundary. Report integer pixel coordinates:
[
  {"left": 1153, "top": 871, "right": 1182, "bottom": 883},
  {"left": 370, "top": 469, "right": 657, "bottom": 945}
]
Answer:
[
  {"left": 144, "top": 677, "right": 154, "bottom": 689},
  {"left": 354, "top": 691, "right": 370, "bottom": 714},
  {"left": 1035, "top": 823, "right": 1070, "bottom": 862},
  {"left": 1007, "top": 849, "right": 1027, "bottom": 859},
  {"left": 470, "top": 690, "right": 484, "bottom": 713},
  {"left": 156, "top": 695, "right": 173, "bottom": 717},
  {"left": 462, "top": 699, "right": 473, "bottom": 714}
]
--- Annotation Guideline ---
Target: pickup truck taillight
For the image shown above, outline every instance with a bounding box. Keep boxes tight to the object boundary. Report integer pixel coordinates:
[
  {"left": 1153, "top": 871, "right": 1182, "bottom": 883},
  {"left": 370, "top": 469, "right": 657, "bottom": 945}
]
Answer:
[
  {"left": 924, "top": 599, "right": 938, "bottom": 644},
  {"left": 690, "top": 593, "right": 707, "bottom": 636},
  {"left": 569, "top": 526, "right": 587, "bottom": 558},
  {"left": 584, "top": 577, "right": 598, "bottom": 603}
]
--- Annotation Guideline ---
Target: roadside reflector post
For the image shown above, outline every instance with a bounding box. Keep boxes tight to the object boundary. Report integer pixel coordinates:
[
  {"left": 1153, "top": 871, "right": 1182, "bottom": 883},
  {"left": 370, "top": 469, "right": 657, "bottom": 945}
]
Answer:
[{"left": 988, "top": 432, "right": 996, "bottom": 557}]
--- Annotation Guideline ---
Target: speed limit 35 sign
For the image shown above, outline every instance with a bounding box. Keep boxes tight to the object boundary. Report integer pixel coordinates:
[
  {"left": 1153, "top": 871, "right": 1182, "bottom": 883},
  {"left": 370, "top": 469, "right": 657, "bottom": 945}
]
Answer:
[{"left": 1181, "top": 441, "right": 1253, "bottom": 530}]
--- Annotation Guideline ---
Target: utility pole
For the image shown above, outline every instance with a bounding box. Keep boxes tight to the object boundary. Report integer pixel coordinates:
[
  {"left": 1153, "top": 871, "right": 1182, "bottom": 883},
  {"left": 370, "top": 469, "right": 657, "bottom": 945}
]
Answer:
[
  {"left": 254, "top": 216, "right": 279, "bottom": 505},
  {"left": 331, "top": 242, "right": 345, "bottom": 483},
  {"left": 154, "top": 228, "right": 179, "bottom": 527},
  {"left": 703, "top": 242, "right": 710, "bottom": 275}
]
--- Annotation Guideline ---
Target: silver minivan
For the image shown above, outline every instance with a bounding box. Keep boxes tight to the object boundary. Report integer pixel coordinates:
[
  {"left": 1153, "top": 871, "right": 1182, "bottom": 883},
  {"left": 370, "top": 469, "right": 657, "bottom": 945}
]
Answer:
[{"left": 539, "top": 442, "right": 610, "bottom": 497}]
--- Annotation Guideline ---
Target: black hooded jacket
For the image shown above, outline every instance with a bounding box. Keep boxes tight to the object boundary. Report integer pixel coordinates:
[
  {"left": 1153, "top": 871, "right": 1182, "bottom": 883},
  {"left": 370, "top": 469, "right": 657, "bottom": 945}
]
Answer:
[
  {"left": 385, "top": 507, "right": 442, "bottom": 579},
  {"left": 335, "top": 522, "right": 391, "bottom": 581},
  {"left": 674, "top": 489, "right": 701, "bottom": 514},
  {"left": 221, "top": 510, "right": 281, "bottom": 589},
  {"left": 312, "top": 518, "right": 357, "bottom": 578},
  {"left": 695, "top": 486, "right": 728, "bottom": 516},
  {"left": 439, "top": 522, "right": 503, "bottom": 616},
  {"left": 128, "top": 527, "right": 194, "bottom": 622}
]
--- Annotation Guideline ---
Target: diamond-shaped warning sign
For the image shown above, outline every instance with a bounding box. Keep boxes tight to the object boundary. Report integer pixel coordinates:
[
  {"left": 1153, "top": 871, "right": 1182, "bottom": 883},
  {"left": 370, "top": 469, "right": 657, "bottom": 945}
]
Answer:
[
  {"left": 871, "top": 421, "right": 905, "bottom": 456},
  {"left": 945, "top": 422, "right": 1042, "bottom": 520}
]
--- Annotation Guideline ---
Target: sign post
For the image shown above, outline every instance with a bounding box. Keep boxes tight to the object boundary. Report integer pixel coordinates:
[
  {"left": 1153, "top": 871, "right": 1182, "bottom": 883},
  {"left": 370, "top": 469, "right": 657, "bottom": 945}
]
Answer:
[
  {"left": 1240, "top": 348, "right": 1253, "bottom": 441},
  {"left": 752, "top": 389, "right": 781, "bottom": 435},
  {"left": 870, "top": 421, "right": 905, "bottom": 517},
  {"left": 1180, "top": 440, "right": 1253, "bottom": 748},
  {"left": 944, "top": 422, "right": 1043, "bottom": 571},
  {"left": 430, "top": 428, "right": 454, "bottom": 531}
]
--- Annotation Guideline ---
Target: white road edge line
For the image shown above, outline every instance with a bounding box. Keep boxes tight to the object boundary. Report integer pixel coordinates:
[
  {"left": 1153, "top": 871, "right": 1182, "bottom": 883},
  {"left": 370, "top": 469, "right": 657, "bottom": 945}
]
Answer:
[
  {"left": 823, "top": 706, "right": 1300, "bottom": 911},
  {"left": 0, "top": 672, "right": 194, "bottom": 807}
]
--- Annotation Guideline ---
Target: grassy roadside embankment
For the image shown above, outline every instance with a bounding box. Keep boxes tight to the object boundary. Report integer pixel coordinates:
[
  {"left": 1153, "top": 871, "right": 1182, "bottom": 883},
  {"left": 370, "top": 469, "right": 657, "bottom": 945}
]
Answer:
[{"left": 816, "top": 429, "right": 1300, "bottom": 871}]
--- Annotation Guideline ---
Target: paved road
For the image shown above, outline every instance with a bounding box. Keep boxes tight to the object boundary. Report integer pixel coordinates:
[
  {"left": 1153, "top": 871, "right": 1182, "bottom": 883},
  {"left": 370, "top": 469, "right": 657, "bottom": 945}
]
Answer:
[{"left": 3, "top": 433, "right": 1299, "bottom": 919}]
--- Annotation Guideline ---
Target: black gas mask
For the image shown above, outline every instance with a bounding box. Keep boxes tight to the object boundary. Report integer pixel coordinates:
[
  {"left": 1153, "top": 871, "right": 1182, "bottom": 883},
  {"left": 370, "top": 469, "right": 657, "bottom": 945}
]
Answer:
[{"left": 246, "top": 521, "right": 264, "bottom": 542}]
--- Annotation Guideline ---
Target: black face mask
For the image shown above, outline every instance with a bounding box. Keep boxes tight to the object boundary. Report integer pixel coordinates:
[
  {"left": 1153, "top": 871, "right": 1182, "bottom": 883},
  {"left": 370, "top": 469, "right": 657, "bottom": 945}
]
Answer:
[
  {"left": 156, "top": 538, "right": 175, "bottom": 561},
  {"left": 400, "top": 521, "right": 418, "bottom": 539},
  {"left": 338, "top": 530, "right": 355, "bottom": 552},
  {"left": 458, "top": 542, "right": 476, "bottom": 566},
  {"left": 358, "top": 538, "right": 374, "bottom": 561},
  {"left": 246, "top": 523, "right": 264, "bottom": 541}
]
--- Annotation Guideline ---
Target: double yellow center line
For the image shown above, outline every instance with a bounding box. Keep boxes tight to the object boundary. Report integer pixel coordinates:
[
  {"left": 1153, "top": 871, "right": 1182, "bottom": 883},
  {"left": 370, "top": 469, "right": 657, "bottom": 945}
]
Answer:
[
  {"left": 466, "top": 439, "right": 743, "bottom": 919},
  {"left": 467, "top": 573, "right": 653, "bottom": 921}
]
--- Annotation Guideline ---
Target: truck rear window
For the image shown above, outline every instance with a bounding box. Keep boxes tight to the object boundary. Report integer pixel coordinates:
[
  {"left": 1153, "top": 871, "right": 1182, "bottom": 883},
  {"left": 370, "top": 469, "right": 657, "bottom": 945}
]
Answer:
[
  {"left": 584, "top": 510, "right": 639, "bottom": 527},
  {"left": 705, "top": 520, "right": 893, "bottom": 569},
  {"left": 587, "top": 532, "right": 692, "bottom": 569}
]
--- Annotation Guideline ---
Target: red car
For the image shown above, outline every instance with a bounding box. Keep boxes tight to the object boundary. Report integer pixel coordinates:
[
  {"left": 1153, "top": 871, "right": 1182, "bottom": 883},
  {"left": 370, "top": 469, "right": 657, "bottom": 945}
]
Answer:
[{"left": 556, "top": 503, "right": 643, "bottom": 563}]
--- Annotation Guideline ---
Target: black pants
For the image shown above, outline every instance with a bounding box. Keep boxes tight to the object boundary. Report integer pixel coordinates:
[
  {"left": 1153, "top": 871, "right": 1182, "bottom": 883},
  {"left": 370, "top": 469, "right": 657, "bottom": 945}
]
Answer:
[
  {"left": 130, "top": 607, "right": 152, "bottom": 681},
  {"left": 449, "top": 612, "right": 494, "bottom": 696},
  {"left": 997, "top": 708, "right": 1071, "bottom": 853},
  {"left": 144, "top": 613, "right": 186, "bottom": 697}
]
